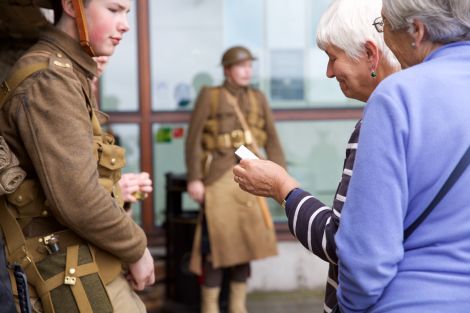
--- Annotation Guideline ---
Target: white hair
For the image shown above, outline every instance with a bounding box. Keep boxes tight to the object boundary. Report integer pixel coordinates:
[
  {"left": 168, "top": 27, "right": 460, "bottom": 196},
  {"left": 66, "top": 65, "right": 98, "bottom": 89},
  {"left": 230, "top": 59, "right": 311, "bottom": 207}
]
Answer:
[
  {"left": 316, "top": 0, "right": 399, "bottom": 68},
  {"left": 383, "top": 0, "right": 470, "bottom": 43}
]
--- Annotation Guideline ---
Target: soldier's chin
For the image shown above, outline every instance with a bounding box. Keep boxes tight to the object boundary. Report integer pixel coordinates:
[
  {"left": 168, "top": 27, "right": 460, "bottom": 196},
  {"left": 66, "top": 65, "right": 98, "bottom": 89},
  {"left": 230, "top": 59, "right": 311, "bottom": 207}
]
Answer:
[{"left": 93, "top": 49, "right": 114, "bottom": 57}]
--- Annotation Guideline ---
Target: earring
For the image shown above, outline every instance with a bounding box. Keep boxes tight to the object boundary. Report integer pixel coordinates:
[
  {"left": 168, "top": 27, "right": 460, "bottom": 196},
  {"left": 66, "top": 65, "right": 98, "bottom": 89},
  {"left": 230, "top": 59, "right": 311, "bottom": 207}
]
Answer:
[
  {"left": 411, "top": 42, "right": 416, "bottom": 48},
  {"left": 371, "top": 71, "right": 377, "bottom": 78}
]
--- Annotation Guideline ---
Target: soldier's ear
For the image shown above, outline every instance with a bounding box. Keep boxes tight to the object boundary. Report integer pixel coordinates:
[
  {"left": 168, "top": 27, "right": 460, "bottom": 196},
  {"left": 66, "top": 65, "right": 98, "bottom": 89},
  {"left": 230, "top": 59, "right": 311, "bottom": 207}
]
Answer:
[{"left": 61, "top": 0, "right": 76, "bottom": 18}]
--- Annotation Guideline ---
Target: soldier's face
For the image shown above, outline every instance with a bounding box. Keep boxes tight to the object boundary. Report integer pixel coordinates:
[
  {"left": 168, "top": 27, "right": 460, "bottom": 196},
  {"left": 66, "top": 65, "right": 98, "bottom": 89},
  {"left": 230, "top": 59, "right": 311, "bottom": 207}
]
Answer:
[
  {"left": 85, "top": 0, "right": 131, "bottom": 56},
  {"left": 225, "top": 60, "right": 253, "bottom": 87}
]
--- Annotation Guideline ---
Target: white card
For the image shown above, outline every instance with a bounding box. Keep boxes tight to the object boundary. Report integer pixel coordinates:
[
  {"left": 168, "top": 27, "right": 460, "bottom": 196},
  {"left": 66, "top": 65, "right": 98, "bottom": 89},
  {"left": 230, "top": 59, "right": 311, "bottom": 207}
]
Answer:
[{"left": 235, "top": 145, "right": 259, "bottom": 160}]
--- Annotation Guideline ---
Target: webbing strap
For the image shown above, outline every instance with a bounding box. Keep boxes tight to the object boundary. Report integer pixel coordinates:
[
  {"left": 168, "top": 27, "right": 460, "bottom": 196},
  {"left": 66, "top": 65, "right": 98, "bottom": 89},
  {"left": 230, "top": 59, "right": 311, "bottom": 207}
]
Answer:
[
  {"left": 210, "top": 87, "right": 220, "bottom": 118},
  {"left": 0, "top": 198, "right": 56, "bottom": 313},
  {"left": 71, "top": 0, "right": 95, "bottom": 56},
  {"left": 221, "top": 89, "right": 274, "bottom": 230},
  {"left": 0, "top": 62, "right": 48, "bottom": 110},
  {"left": 247, "top": 89, "right": 259, "bottom": 127},
  {"left": 41, "top": 262, "right": 99, "bottom": 295},
  {"left": 65, "top": 245, "right": 94, "bottom": 313}
]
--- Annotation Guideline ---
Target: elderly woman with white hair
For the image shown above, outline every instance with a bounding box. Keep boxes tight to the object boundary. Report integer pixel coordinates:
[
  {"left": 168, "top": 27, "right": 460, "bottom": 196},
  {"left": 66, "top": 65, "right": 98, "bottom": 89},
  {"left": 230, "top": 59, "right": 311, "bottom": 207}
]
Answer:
[
  {"left": 334, "top": 0, "right": 470, "bottom": 312},
  {"left": 232, "top": 0, "right": 399, "bottom": 312}
]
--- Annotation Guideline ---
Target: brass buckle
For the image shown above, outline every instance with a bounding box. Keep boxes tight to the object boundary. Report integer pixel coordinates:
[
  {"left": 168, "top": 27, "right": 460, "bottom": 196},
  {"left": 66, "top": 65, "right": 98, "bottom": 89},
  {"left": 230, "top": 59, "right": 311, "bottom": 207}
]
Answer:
[
  {"left": 231, "top": 130, "right": 245, "bottom": 148},
  {"left": 38, "top": 234, "right": 60, "bottom": 255},
  {"left": 64, "top": 276, "right": 77, "bottom": 286}
]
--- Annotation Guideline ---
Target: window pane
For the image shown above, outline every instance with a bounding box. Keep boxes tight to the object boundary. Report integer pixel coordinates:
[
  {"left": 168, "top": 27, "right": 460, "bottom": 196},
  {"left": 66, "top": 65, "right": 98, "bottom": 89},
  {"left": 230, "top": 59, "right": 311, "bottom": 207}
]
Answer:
[
  {"left": 100, "top": 1, "right": 138, "bottom": 112},
  {"left": 105, "top": 123, "right": 142, "bottom": 224},
  {"left": 150, "top": 0, "right": 362, "bottom": 111},
  {"left": 271, "top": 120, "right": 357, "bottom": 221},
  {"left": 152, "top": 123, "right": 192, "bottom": 226}
]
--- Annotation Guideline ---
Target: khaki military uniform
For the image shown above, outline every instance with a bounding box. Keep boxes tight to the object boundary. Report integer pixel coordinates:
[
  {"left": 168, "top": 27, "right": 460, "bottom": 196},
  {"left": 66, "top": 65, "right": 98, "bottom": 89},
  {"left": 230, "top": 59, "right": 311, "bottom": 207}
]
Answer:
[
  {"left": 0, "top": 25, "right": 147, "bottom": 311},
  {"left": 186, "top": 81, "right": 286, "bottom": 274}
]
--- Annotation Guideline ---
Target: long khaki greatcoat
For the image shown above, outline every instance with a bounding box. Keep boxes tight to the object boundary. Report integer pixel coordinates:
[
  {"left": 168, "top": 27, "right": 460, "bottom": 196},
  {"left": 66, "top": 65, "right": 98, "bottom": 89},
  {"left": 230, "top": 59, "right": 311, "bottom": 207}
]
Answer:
[{"left": 186, "top": 81, "right": 286, "bottom": 274}]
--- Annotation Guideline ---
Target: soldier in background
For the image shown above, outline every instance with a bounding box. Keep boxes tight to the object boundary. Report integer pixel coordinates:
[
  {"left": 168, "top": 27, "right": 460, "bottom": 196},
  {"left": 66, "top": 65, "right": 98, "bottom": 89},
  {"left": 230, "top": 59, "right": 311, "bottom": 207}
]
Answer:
[
  {"left": 0, "top": 0, "right": 154, "bottom": 312},
  {"left": 185, "top": 46, "right": 286, "bottom": 313}
]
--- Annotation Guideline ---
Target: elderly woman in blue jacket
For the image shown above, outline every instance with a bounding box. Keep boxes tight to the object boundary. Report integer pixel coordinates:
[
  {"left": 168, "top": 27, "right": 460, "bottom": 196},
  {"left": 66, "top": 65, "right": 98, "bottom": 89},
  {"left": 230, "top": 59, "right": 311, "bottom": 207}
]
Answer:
[
  {"left": 233, "top": 0, "right": 399, "bottom": 312},
  {"left": 335, "top": 0, "right": 470, "bottom": 312}
]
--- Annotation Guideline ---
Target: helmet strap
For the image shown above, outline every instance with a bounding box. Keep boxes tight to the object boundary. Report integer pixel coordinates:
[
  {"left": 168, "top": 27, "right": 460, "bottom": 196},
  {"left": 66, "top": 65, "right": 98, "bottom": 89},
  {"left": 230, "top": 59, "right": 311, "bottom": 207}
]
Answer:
[{"left": 71, "top": 0, "right": 95, "bottom": 56}]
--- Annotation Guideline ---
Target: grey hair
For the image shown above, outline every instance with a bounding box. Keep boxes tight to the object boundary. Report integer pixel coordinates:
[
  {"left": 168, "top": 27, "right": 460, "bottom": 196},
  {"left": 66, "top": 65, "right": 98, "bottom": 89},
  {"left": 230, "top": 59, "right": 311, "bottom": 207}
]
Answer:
[
  {"left": 382, "top": 0, "right": 470, "bottom": 43},
  {"left": 316, "top": 0, "right": 399, "bottom": 68}
]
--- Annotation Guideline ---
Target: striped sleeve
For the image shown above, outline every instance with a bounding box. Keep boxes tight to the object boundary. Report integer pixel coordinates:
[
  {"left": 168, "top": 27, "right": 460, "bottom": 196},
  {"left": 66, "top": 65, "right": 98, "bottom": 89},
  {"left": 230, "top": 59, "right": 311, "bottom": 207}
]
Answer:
[
  {"left": 284, "top": 120, "right": 361, "bottom": 265},
  {"left": 285, "top": 188, "right": 339, "bottom": 264}
]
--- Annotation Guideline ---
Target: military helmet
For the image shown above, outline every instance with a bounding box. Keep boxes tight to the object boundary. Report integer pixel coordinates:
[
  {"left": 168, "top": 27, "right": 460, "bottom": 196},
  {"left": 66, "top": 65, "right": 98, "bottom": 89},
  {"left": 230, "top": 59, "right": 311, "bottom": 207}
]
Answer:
[{"left": 221, "top": 46, "right": 256, "bottom": 67}]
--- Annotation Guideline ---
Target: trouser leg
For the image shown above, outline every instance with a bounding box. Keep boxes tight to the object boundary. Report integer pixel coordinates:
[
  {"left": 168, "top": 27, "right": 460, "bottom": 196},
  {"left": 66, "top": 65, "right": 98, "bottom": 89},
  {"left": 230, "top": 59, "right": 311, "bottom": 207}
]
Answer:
[
  {"left": 228, "top": 263, "right": 250, "bottom": 313},
  {"left": 106, "top": 274, "right": 147, "bottom": 313},
  {"left": 201, "top": 257, "right": 221, "bottom": 313}
]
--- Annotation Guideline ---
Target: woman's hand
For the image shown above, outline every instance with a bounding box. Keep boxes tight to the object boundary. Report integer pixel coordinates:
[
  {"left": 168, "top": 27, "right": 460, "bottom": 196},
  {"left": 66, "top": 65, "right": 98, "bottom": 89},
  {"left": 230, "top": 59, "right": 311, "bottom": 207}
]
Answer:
[
  {"left": 188, "top": 180, "right": 205, "bottom": 204},
  {"left": 233, "top": 159, "right": 299, "bottom": 203}
]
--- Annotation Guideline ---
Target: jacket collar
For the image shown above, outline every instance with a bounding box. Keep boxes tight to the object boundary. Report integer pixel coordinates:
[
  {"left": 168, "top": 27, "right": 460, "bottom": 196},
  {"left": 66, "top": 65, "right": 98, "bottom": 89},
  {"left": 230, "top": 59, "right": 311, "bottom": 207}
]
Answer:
[{"left": 223, "top": 79, "right": 249, "bottom": 96}]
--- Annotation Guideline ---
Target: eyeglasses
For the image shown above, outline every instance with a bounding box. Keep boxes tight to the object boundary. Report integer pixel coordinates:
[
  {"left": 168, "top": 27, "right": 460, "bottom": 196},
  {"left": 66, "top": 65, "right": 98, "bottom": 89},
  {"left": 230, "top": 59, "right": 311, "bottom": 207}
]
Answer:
[{"left": 373, "top": 16, "right": 384, "bottom": 33}]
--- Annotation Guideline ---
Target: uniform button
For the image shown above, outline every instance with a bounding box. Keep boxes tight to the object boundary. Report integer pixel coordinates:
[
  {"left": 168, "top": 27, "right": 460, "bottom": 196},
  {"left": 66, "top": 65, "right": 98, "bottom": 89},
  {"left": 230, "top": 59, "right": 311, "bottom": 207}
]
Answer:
[
  {"left": 56, "top": 53, "right": 62, "bottom": 57},
  {"left": 110, "top": 158, "right": 116, "bottom": 165},
  {"left": 16, "top": 195, "right": 23, "bottom": 202},
  {"left": 41, "top": 210, "right": 48, "bottom": 217},
  {"left": 69, "top": 268, "right": 76, "bottom": 275}
]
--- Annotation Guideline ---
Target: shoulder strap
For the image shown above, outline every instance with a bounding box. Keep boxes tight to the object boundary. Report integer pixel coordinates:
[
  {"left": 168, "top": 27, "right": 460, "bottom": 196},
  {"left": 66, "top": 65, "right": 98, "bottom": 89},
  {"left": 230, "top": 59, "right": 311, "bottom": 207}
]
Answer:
[
  {"left": 404, "top": 145, "right": 470, "bottom": 240},
  {"left": 209, "top": 87, "right": 220, "bottom": 118},
  {"left": 0, "top": 62, "right": 48, "bottom": 110}
]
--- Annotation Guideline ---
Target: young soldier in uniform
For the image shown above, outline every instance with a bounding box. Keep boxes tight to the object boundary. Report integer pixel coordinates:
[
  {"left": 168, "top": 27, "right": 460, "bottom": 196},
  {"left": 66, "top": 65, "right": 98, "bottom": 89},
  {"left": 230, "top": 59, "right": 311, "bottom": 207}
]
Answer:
[
  {"left": 0, "top": 0, "right": 154, "bottom": 312},
  {"left": 185, "top": 46, "right": 286, "bottom": 313}
]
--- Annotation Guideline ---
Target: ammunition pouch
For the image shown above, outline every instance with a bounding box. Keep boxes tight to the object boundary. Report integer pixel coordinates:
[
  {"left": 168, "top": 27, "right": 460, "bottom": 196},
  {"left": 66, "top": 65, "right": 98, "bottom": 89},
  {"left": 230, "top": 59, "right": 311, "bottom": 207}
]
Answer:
[
  {"left": 202, "top": 129, "right": 254, "bottom": 151},
  {"left": 201, "top": 87, "right": 267, "bottom": 152}
]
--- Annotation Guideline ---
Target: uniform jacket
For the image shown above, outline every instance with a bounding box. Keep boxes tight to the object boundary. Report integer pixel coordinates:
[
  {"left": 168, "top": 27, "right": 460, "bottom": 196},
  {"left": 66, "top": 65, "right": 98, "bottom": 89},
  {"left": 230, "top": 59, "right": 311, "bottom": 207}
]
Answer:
[
  {"left": 185, "top": 81, "right": 286, "bottom": 185},
  {"left": 0, "top": 26, "right": 146, "bottom": 264},
  {"left": 186, "top": 81, "right": 286, "bottom": 273}
]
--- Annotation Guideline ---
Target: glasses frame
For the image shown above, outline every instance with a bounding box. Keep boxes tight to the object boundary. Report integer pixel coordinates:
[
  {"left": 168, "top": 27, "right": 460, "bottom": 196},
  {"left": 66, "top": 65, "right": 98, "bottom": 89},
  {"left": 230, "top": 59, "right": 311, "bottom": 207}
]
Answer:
[{"left": 373, "top": 16, "right": 384, "bottom": 33}]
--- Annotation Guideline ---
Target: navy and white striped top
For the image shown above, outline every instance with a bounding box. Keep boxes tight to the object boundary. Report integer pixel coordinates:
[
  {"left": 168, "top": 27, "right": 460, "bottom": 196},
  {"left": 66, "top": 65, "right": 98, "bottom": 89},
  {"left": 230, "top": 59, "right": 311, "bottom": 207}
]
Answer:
[{"left": 284, "top": 120, "right": 361, "bottom": 313}]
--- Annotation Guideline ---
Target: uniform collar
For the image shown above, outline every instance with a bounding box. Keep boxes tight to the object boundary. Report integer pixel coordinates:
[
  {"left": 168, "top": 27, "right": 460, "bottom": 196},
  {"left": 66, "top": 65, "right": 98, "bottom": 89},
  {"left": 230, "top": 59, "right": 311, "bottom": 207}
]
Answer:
[
  {"left": 39, "top": 25, "right": 97, "bottom": 77},
  {"left": 223, "top": 79, "right": 249, "bottom": 96}
]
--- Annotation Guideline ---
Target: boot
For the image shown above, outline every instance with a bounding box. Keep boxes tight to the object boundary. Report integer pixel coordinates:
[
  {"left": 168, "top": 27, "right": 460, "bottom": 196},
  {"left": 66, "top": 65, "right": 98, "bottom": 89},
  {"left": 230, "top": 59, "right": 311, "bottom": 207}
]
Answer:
[
  {"left": 201, "top": 286, "right": 220, "bottom": 313},
  {"left": 228, "top": 282, "right": 248, "bottom": 313}
]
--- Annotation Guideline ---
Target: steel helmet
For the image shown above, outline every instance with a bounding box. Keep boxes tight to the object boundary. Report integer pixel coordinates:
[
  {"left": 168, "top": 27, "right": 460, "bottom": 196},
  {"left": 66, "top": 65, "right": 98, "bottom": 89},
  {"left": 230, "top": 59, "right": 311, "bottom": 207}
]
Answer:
[{"left": 221, "top": 46, "right": 256, "bottom": 67}]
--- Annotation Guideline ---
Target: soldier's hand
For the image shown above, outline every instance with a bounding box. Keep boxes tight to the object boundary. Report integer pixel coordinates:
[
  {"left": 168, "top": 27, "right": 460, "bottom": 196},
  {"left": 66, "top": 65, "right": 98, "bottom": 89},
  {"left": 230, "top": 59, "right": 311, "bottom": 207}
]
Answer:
[
  {"left": 188, "top": 180, "right": 205, "bottom": 204},
  {"left": 119, "top": 172, "right": 153, "bottom": 203},
  {"left": 128, "top": 248, "right": 155, "bottom": 291},
  {"left": 233, "top": 159, "right": 298, "bottom": 203}
]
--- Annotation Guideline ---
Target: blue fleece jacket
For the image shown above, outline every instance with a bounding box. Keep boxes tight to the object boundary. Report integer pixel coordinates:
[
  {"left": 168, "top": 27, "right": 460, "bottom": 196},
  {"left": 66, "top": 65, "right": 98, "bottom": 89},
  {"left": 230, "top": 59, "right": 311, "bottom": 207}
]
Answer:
[{"left": 336, "top": 42, "right": 470, "bottom": 312}]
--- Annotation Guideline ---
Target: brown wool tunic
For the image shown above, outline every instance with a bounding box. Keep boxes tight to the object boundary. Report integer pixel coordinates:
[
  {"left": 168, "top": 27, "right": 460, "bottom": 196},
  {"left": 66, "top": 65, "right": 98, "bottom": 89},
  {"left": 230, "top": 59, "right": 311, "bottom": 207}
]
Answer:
[
  {"left": 0, "top": 26, "right": 146, "bottom": 264},
  {"left": 186, "top": 81, "right": 286, "bottom": 274}
]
